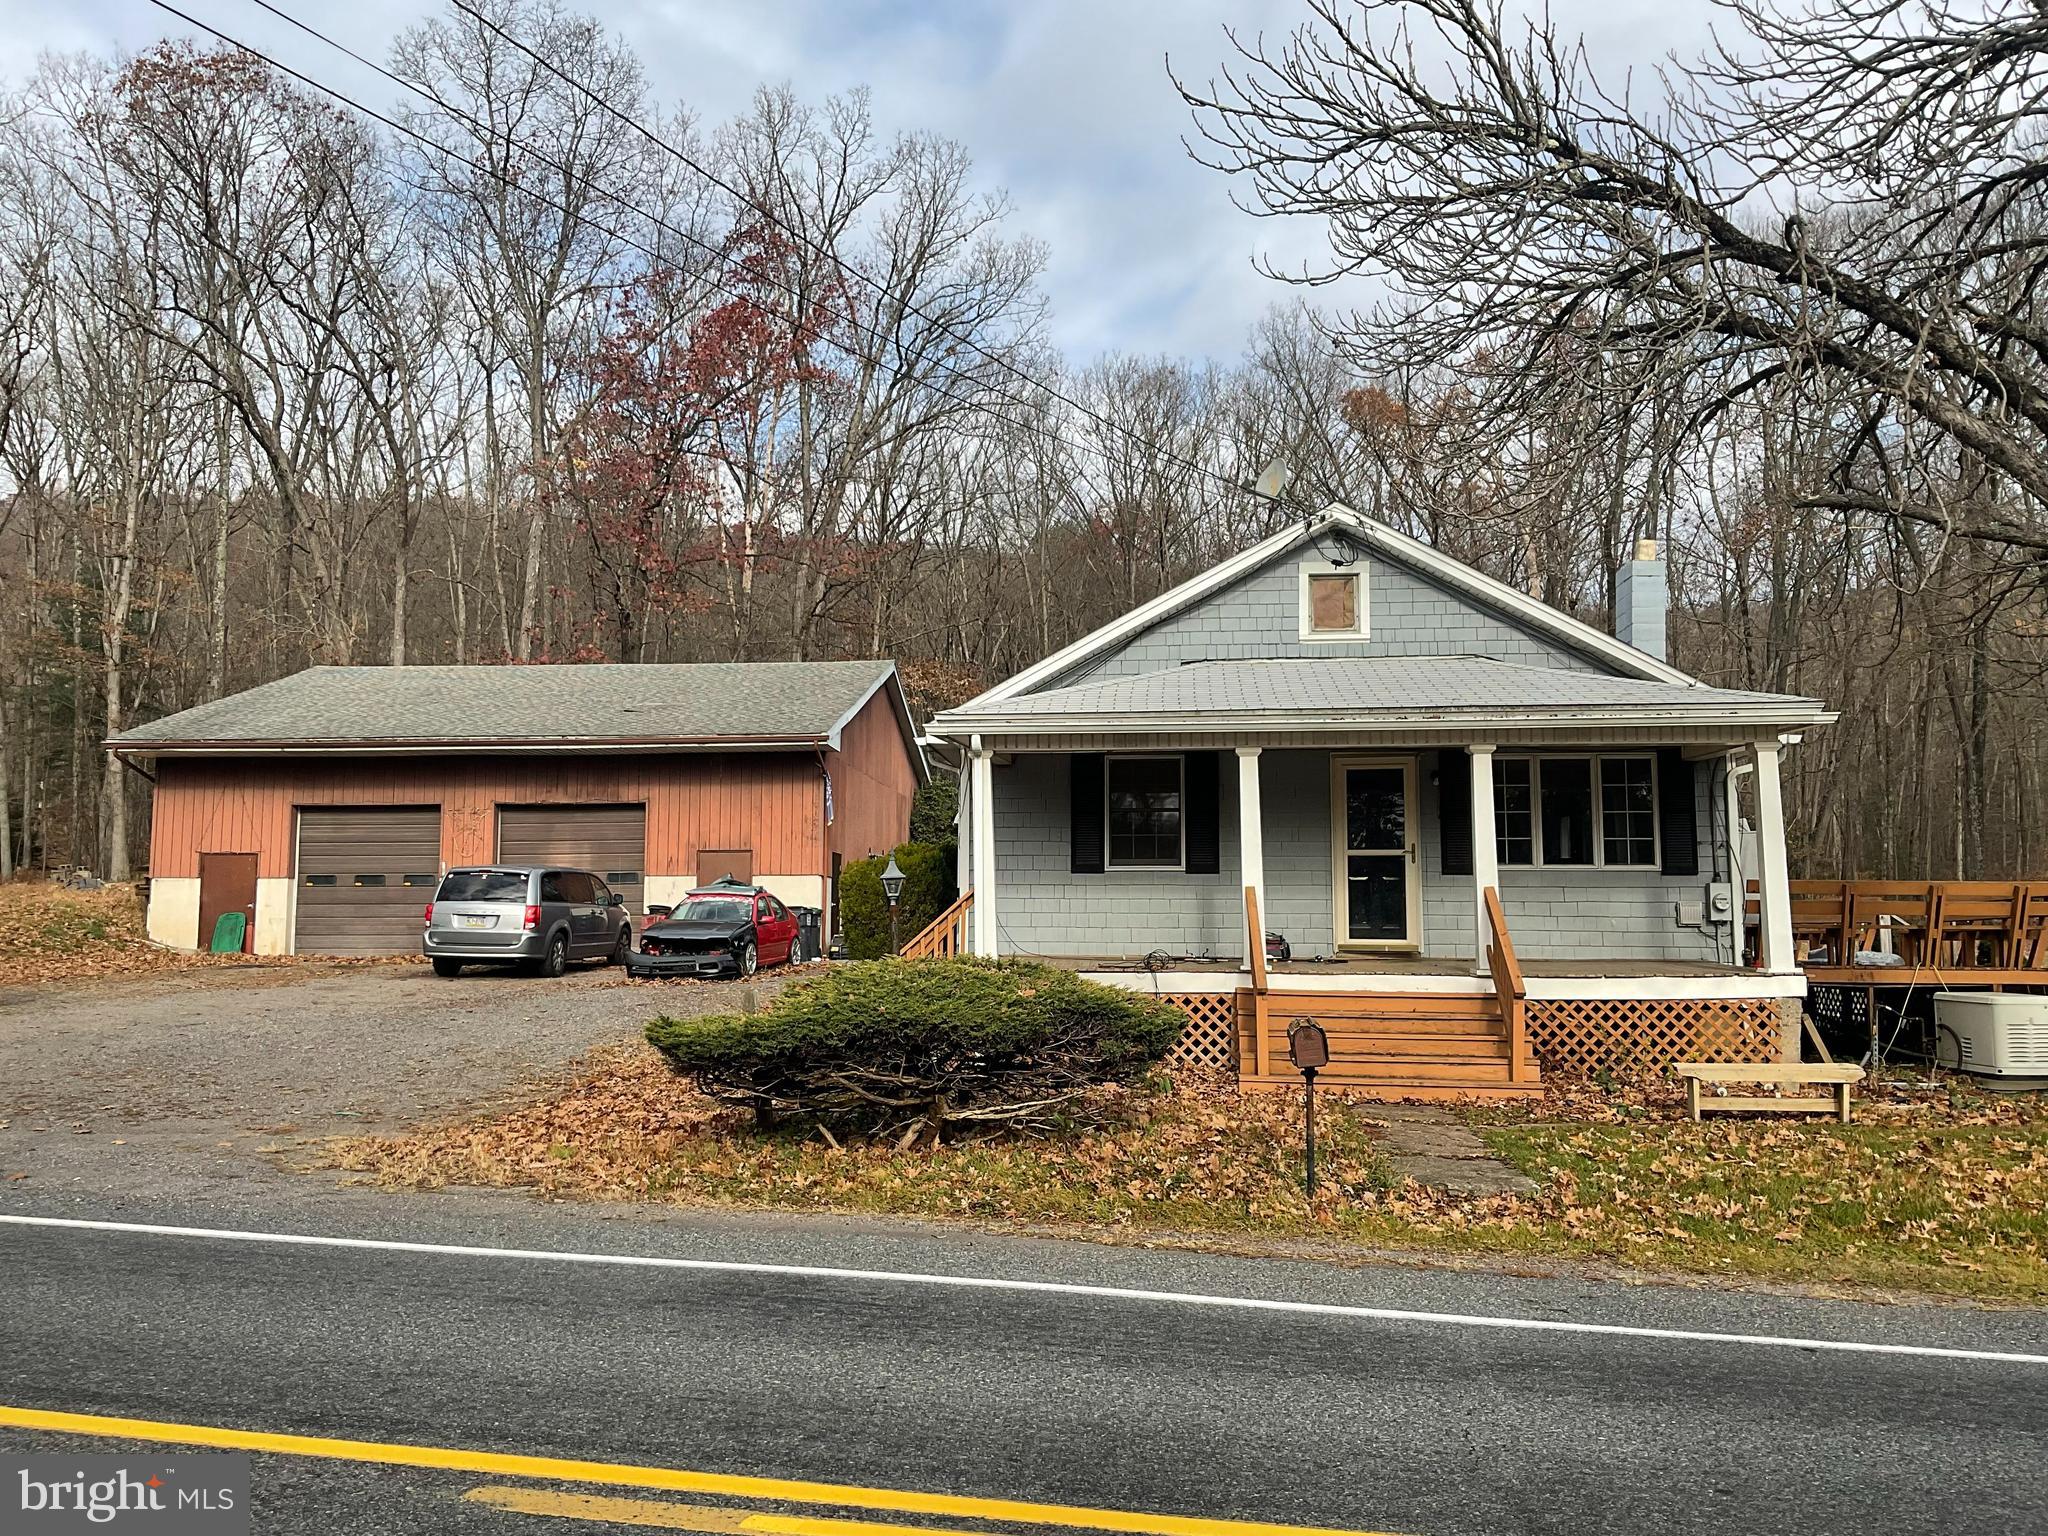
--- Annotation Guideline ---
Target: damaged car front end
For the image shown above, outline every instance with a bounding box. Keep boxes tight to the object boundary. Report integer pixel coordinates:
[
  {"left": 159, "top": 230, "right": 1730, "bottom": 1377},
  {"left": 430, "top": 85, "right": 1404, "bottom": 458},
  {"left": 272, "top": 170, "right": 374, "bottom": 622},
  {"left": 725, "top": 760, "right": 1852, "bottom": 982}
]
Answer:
[{"left": 624, "top": 894, "right": 760, "bottom": 979}]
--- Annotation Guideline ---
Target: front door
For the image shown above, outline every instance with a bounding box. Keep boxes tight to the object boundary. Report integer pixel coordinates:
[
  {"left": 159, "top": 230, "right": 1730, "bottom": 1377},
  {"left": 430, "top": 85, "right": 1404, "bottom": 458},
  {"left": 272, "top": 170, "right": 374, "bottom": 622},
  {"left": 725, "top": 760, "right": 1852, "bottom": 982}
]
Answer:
[{"left": 1331, "top": 757, "right": 1419, "bottom": 949}]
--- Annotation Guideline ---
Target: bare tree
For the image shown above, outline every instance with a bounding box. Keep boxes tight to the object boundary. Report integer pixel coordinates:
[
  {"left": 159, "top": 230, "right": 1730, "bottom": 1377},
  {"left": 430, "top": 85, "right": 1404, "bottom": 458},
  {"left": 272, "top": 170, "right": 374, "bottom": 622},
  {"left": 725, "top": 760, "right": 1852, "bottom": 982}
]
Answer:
[
  {"left": 392, "top": 0, "right": 656, "bottom": 658},
  {"left": 1175, "top": 0, "right": 2048, "bottom": 553}
]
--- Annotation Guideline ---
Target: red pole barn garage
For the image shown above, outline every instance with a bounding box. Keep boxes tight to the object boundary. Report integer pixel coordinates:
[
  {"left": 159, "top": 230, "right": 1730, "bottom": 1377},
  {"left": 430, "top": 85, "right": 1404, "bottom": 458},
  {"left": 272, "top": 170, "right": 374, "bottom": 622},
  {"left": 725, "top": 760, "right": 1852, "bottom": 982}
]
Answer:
[{"left": 108, "top": 661, "right": 923, "bottom": 956}]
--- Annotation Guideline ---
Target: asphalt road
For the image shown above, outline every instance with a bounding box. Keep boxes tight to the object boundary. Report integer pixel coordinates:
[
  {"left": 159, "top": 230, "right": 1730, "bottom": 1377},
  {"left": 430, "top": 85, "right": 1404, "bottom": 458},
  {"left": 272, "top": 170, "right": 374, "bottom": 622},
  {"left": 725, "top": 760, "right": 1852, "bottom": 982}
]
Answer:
[{"left": 5, "top": 1200, "right": 2046, "bottom": 1536}]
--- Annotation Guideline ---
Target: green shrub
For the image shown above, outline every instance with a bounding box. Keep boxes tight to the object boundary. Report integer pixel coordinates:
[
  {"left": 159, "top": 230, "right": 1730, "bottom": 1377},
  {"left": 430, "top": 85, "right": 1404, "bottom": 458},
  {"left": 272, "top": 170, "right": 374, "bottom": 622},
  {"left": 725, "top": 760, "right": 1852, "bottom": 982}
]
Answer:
[
  {"left": 839, "top": 840, "right": 956, "bottom": 959},
  {"left": 644, "top": 957, "right": 1184, "bottom": 1141},
  {"left": 909, "top": 778, "right": 958, "bottom": 844}
]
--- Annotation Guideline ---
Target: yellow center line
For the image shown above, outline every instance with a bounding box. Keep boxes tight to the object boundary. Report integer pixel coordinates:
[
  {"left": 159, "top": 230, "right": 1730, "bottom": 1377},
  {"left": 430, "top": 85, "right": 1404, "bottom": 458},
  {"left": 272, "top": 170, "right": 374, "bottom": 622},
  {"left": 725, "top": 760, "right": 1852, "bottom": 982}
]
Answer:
[
  {"left": 465, "top": 1484, "right": 1001, "bottom": 1535},
  {"left": 0, "top": 1405, "right": 1401, "bottom": 1536}
]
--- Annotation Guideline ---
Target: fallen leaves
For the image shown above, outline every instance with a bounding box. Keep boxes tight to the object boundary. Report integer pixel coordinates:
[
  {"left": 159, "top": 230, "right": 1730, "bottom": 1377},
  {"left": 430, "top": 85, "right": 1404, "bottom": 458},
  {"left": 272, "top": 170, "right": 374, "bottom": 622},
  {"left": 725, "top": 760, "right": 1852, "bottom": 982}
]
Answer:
[
  {"left": 0, "top": 882, "right": 415, "bottom": 986},
  {"left": 322, "top": 1042, "right": 2048, "bottom": 1303},
  {"left": 329, "top": 1047, "right": 1403, "bottom": 1232}
]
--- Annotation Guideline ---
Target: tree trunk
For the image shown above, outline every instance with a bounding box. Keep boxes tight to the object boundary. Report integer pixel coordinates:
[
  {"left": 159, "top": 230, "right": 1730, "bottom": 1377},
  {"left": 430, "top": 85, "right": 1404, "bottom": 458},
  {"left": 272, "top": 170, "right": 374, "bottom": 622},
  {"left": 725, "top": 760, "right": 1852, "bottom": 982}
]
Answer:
[
  {"left": 101, "top": 479, "right": 142, "bottom": 882},
  {"left": 0, "top": 691, "right": 13, "bottom": 881},
  {"left": 515, "top": 358, "right": 548, "bottom": 660}
]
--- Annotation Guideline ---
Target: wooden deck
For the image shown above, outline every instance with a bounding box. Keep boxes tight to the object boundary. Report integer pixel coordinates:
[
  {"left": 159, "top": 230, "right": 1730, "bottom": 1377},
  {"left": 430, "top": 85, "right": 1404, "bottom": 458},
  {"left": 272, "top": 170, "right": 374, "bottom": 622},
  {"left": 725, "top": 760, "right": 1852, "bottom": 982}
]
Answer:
[
  {"left": 1758, "top": 878, "right": 2048, "bottom": 979},
  {"left": 1802, "top": 965, "right": 2048, "bottom": 988}
]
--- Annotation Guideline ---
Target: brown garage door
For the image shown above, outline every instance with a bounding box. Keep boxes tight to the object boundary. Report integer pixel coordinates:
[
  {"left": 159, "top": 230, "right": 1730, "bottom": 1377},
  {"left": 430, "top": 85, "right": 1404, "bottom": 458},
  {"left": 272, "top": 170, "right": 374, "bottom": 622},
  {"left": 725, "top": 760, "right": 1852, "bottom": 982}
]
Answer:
[
  {"left": 496, "top": 804, "right": 646, "bottom": 916},
  {"left": 294, "top": 806, "right": 442, "bottom": 955}
]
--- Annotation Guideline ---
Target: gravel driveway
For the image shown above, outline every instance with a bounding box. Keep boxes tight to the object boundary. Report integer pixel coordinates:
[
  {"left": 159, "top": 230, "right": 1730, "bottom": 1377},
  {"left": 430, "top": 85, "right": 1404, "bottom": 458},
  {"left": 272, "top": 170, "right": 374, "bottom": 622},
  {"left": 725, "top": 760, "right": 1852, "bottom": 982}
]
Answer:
[{"left": 0, "top": 961, "right": 784, "bottom": 1198}]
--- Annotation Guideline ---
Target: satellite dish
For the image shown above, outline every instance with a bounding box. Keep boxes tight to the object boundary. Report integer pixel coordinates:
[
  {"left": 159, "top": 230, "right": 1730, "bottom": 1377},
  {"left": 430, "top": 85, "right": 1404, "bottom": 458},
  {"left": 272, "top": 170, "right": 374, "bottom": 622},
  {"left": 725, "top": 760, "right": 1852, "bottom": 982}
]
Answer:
[{"left": 1252, "top": 458, "right": 1293, "bottom": 501}]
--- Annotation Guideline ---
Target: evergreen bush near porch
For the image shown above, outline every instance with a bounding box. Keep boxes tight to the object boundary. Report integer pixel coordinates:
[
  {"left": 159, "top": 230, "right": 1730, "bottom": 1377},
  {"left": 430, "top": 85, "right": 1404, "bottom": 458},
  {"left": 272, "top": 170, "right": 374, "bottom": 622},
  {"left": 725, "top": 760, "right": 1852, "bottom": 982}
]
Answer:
[
  {"left": 839, "top": 840, "right": 955, "bottom": 958},
  {"left": 643, "top": 957, "right": 1183, "bottom": 1142}
]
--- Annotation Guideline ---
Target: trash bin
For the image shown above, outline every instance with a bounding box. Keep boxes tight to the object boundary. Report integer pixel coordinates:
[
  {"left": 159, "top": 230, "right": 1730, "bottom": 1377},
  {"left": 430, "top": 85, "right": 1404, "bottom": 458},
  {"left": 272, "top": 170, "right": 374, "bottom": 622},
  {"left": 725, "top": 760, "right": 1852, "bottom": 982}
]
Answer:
[{"left": 789, "top": 905, "right": 824, "bottom": 963}]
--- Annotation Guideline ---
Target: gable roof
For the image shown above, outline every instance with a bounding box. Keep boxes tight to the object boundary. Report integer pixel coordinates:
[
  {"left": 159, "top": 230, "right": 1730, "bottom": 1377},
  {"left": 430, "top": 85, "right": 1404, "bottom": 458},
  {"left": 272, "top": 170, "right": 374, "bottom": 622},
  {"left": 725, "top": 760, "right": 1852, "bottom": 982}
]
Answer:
[
  {"left": 935, "top": 656, "right": 1833, "bottom": 735},
  {"left": 112, "top": 661, "right": 923, "bottom": 775},
  {"left": 959, "top": 504, "right": 1697, "bottom": 714}
]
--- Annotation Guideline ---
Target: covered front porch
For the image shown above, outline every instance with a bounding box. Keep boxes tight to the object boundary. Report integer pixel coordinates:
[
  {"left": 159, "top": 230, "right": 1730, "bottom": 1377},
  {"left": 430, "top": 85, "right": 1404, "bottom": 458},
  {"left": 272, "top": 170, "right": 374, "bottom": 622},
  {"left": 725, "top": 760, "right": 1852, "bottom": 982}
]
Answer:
[
  {"left": 919, "top": 731, "right": 1810, "bottom": 1099},
  {"left": 947, "top": 734, "right": 1807, "bottom": 978}
]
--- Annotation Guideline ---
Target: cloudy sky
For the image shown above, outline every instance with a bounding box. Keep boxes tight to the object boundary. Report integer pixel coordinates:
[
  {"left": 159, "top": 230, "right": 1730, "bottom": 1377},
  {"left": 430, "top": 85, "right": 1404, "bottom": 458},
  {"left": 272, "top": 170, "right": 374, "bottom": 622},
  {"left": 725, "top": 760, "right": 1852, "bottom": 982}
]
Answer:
[{"left": 0, "top": 0, "right": 1717, "bottom": 366}]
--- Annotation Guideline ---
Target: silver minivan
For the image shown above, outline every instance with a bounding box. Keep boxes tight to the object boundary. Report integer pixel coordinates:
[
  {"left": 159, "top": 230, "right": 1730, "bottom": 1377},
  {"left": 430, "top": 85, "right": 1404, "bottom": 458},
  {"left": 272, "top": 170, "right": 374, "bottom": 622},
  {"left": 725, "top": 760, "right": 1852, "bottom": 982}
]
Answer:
[{"left": 423, "top": 866, "right": 633, "bottom": 978}]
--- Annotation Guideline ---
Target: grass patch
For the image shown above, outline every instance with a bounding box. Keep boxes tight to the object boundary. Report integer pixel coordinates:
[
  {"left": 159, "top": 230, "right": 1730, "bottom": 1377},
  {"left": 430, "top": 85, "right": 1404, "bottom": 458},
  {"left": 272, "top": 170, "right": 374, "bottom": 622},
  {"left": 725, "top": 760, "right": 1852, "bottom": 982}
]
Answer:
[
  {"left": 327, "top": 1044, "right": 2048, "bottom": 1303},
  {"left": 1470, "top": 1102, "right": 2048, "bottom": 1301}
]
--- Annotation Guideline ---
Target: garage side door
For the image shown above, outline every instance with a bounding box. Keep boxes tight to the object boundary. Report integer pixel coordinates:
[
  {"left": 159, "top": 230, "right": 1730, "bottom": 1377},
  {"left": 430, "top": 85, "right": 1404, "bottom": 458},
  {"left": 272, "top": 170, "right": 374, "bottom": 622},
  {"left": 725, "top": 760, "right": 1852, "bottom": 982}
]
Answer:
[
  {"left": 496, "top": 804, "right": 646, "bottom": 915},
  {"left": 295, "top": 806, "right": 442, "bottom": 955}
]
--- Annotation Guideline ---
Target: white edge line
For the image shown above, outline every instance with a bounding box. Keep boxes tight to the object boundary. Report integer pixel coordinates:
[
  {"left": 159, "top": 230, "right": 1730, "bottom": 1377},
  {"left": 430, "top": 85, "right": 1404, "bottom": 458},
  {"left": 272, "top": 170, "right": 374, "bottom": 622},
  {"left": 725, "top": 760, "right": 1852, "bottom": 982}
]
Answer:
[{"left": 2, "top": 1213, "right": 2042, "bottom": 1367}]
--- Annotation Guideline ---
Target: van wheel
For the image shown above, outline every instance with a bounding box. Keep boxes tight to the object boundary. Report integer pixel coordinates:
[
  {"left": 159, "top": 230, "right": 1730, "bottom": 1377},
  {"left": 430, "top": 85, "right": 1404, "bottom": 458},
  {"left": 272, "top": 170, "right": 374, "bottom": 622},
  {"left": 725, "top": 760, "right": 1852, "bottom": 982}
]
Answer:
[
  {"left": 432, "top": 958, "right": 463, "bottom": 978},
  {"left": 538, "top": 933, "right": 568, "bottom": 979},
  {"left": 610, "top": 929, "right": 631, "bottom": 966}
]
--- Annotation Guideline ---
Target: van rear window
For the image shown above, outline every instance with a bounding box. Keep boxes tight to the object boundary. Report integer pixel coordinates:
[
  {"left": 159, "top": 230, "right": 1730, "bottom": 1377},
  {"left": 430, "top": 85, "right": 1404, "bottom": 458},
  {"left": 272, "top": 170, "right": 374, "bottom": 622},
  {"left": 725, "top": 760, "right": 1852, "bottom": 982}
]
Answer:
[{"left": 437, "top": 870, "right": 527, "bottom": 902}]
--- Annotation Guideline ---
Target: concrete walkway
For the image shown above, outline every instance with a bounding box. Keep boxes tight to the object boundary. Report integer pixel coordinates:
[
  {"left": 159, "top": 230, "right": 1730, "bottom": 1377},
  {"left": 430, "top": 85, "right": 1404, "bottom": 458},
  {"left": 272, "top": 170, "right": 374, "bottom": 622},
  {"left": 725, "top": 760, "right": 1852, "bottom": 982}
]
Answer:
[{"left": 1374, "top": 1103, "right": 1538, "bottom": 1195}]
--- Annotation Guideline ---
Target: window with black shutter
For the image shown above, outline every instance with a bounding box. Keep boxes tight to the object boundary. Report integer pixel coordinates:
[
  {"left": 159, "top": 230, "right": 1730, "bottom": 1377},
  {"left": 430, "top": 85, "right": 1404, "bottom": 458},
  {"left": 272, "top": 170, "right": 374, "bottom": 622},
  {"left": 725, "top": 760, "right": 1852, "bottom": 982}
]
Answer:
[
  {"left": 1182, "top": 752, "right": 1221, "bottom": 875},
  {"left": 1069, "top": 754, "right": 1105, "bottom": 874},
  {"left": 1438, "top": 749, "right": 1473, "bottom": 877},
  {"left": 1656, "top": 747, "right": 1700, "bottom": 876}
]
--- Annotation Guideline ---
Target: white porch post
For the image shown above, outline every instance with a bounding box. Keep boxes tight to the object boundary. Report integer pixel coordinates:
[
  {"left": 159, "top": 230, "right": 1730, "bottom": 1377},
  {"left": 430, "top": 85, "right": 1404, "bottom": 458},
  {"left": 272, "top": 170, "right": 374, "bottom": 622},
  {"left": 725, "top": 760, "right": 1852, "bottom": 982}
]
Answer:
[
  {"left": 970, "top": 739, "right": 997, "bottom": 957},
  {"left": 1751, "top": 738, "right": 1795, "bottom": 973},
  {"left": 1236, "top": 747, "right": 1265, "bottom": 967},
  {"left": 1724, "top": 748, "right": 1746, "bottom": 968},
  {"left": 1468, "top": 744, "right": 1498, "bottom": 977}
]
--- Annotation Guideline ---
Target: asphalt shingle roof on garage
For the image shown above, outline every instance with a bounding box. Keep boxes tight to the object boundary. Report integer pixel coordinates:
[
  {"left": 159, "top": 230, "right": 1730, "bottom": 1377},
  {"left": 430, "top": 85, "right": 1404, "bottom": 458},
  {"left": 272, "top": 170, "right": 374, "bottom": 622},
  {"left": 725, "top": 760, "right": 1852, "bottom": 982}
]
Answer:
[{"left": 111, "top": 661, "right": 901, "bottom": 748}]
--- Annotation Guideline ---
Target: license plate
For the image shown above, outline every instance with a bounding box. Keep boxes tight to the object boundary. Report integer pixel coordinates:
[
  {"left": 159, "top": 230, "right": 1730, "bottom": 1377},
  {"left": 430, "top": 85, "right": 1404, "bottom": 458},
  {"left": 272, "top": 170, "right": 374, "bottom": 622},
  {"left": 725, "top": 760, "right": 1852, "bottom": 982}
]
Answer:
[{"left": 459, "top": 914, "right": 491, "bottom": 929}]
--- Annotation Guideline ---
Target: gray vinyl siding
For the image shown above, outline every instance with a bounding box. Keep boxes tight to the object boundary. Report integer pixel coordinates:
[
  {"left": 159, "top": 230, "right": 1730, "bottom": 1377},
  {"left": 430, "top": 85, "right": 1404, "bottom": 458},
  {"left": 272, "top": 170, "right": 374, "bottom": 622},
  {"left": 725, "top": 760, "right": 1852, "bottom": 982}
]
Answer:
[
  {"left": 990, "top": 752, "right": 1244, "bottom": 957},
  {"left": 1411, "top": 754, "right": 1729, "bottom": 965},
  {"left": 1049, "top": 548, "right": 1599, "bottom": 689},
  {"left": 988, "top": 748, "right": 1728, "bottom": 965}
]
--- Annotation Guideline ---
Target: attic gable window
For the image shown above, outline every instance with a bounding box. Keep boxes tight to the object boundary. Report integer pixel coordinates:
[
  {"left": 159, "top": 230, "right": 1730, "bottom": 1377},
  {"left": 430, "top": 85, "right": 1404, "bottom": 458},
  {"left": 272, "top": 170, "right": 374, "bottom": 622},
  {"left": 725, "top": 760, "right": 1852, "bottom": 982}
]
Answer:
[{"left": 1299, "top": 561, "right": 1368, "bottom": 641}]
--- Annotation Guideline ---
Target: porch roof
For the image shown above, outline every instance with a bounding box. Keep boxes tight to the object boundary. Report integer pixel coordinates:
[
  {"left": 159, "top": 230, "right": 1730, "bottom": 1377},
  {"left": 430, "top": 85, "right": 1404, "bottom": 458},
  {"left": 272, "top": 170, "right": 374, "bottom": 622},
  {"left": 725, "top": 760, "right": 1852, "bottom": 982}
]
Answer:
[{"left": 931, "top": 655, "right": 1834, "bottom": 737}]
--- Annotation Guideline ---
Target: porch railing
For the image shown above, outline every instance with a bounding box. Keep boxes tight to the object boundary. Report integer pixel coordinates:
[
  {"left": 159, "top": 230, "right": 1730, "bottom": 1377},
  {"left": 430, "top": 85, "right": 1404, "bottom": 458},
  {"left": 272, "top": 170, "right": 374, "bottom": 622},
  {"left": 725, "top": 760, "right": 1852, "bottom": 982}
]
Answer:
[
  {"left": 1483, "top": 885, "right": 1529, "bottom": 1083},
  {"left": 900, "top": 889, "right": 974, "bottom": 959}
]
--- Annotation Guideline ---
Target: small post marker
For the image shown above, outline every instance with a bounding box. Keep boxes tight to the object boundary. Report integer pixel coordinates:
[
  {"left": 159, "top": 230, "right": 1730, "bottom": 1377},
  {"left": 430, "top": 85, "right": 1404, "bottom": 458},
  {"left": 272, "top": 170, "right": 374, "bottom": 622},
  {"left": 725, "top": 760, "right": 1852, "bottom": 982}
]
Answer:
[{"left": 1287, "top": 1018, "right": 1329, "bottom": 1196}]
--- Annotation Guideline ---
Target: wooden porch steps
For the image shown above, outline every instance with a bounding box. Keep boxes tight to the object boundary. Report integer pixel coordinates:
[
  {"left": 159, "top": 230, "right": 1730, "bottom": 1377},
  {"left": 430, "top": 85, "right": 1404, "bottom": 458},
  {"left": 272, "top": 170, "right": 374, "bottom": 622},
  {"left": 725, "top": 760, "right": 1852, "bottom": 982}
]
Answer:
[
  {"left": 1247, "top": 988, "right": 1542, "bottom": 1102},
  {"left": 1238, "top": 886, "right": 1542, "bottom": 1104},
  {"left": 1240, "top": 1075, "right": 1543, "bottom": 1103}
]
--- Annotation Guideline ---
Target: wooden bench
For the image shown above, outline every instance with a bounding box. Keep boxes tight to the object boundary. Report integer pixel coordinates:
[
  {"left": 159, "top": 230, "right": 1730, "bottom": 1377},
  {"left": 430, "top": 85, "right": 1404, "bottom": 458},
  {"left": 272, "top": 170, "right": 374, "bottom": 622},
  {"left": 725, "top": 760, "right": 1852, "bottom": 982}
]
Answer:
[{"left": 1674, "top": 1062, "right": 1866, "bottom": 1124}]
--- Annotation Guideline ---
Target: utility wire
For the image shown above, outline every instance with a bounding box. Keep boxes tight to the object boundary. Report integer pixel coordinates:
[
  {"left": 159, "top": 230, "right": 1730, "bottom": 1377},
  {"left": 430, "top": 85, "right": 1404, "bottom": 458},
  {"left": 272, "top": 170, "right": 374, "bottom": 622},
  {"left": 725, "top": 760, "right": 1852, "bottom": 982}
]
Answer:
[
  {"left": 150, "top": 0, "right": 1262, "bottom": 508},
  {"left": 438, "top": 0, "right": 1245, "bottom": 497},
  {"left": 152, "top": 0, "right": 1074, "bottom": 465}
]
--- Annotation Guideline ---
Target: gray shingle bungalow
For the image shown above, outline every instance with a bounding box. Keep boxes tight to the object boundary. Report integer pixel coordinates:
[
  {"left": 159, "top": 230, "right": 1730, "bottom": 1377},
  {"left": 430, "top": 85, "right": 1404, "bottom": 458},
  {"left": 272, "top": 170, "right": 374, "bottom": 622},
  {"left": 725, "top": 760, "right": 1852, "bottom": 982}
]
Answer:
[{"left": 924, "top": 505, "right": 1836, "bottom": 1098}]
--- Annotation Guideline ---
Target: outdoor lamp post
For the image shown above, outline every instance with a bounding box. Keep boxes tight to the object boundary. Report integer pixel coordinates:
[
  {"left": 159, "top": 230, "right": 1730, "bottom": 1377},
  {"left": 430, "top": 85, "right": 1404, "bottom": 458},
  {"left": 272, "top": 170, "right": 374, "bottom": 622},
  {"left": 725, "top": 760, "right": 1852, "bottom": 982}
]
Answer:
[{"left": 881, "top": 855, "right": 906, "bottom": 955}]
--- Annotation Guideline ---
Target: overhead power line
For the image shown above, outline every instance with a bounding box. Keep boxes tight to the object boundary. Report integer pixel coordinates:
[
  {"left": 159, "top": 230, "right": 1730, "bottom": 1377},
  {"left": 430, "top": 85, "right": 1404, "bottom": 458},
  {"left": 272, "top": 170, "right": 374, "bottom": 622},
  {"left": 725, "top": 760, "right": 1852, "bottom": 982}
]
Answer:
[
  {"left": 149, "top": 0, "right": 1062, "bottom": 463},
  {"left": 437, "top": 0, "right": 1241, "bottom": 496},
  {"left": 146, "top": 0, "right": 1262, "bottom": 510}
]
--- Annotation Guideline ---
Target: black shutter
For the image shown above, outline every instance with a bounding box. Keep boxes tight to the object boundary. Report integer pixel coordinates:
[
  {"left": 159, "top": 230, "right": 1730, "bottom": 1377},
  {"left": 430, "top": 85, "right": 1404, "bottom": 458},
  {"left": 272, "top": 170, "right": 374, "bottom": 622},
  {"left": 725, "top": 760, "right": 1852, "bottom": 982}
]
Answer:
[
  {"left": 1070, "top": 754, "right": 1105, "bottom": 874},
  {"left": 1182, "top": 752, "right": 1221, "bottom": 875},
  {"left": 1439, "top": 749, "right": 1473, "bottom": 877},
  {"left": 1656, "top": 748, "right": 1700, "bottom": 876}
]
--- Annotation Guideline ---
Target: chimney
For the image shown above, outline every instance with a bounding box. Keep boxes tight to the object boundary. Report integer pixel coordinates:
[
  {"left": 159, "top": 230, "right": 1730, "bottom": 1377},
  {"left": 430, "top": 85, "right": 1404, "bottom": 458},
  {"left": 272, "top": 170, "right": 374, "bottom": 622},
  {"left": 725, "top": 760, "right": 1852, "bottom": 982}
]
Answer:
[{"left": 1615, "top": 537, "right": 1667, "bottom": 661}]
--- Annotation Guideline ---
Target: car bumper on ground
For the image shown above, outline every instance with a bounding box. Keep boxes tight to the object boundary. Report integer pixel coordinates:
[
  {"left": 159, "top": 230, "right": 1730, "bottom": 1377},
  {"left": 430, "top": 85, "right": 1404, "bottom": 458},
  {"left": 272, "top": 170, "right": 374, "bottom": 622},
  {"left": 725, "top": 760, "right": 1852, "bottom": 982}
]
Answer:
[
  {"left": 422, "top": 930, "right": 549, "bottom": 963},
  {"left": 624, "top": 949, "right": 741, "bottom": 979}
]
